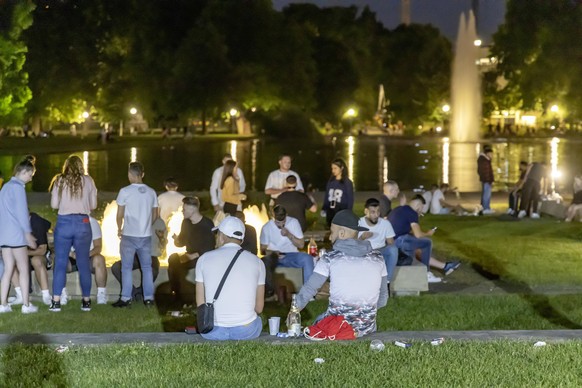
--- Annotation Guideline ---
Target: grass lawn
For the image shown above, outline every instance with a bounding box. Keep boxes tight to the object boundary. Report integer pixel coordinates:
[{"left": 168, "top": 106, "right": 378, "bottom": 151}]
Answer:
[{"left": 4, "top": 341, "right": 582, "bottom": 386}]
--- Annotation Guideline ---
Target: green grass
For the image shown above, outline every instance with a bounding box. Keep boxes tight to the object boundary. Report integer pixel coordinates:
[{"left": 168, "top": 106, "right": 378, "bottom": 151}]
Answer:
[{"left": 3, "top": 341, "right": 582, "bottom": 386}]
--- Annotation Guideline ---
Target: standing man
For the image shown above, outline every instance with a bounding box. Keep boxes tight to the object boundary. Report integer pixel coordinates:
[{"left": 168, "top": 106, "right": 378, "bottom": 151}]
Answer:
[
  {"left": 113, "top": 162, "right": 158, "bottom": 307},
  {"left": 477, "top": 145, "right": 495, "bottom": 215},
  {"left": 210, "top": 154, "right": 246, "bottom": 212},
  {"left": 157, "top": 177, "right": 185, "bottom": 223},
  {"left": 379, "top": 180, "right": 400, "bottom": 218},
  {"left": 296, "top": 210, "right": 388, "bottom": 337},
  {"left": 260, "top": 205, "right": 314, "bottom": 299},
  {"left": 196, "top": 216, "right": 265, "bottom": 340},
  {"left": 388, "top": 196, "right": 460, "bottom": 283},
  {"left": 168, "top": 196, "right": 215, "bottom": 303},
  {"left": 358, "top": 198, "right": 398, "bottom": 284},
  {"left": 264, "top": 154, "right": 304, "bottom": 205},
  {"left": 275, "top": 175, "right": 317, "bottom": 232}
]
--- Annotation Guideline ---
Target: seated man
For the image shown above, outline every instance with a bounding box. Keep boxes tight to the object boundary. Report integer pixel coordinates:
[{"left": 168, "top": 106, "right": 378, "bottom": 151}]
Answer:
[
  {"left": 157, "top": 177, "right": 185, "bottom": 223},
  {"left": 260, "top": 205, "right": 314, "bottom": 299},
  {"left": 388, "top": 195, "right": 460, "bottom": 283},
  {"left": 507, "top": 161, "right": 528, "bottom": 216},
  {"left": 296, "top": 210, "right": 388, "bottom": 337},
  {"left": 168, "top": 196, "right": 215, "bottom": 302},
  {"left": 234, "top": 211, "right": 258, "bottom": 255},
  {"left": 430, "top": 184, "right": 468, "bottom": 215},
  {"left": 275, "top": 175, "right": 317, "bottom": 232},
  {"left": 111, "top": 215, "right": 166, "bottom": 301},
  {"left": 358, "top": 198, "right": 398, "bottom": 283},
  {"left": 379, "top": 180, "right": 400, "bottom": 218},
  {"left": 422, "top": 184, "right": 437, "bottom": 214},
  {"left": 64, "top": 216, "right": 108, "bottom": 304},
  {"left": 196, "top": 216, "right": 265, "bottom": 340},
  {"left": 9, "top": 212, "right": 52, "bottom": 306}
]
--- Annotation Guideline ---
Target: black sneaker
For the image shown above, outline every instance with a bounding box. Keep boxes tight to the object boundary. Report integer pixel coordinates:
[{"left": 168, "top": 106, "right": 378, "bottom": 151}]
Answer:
[
  {"left": 144, "top": 299, "right": 155, "bottom": 307},
  {"left": 112, "top": 299, "right": 131, "bottom": 308},
  {"left": 81, "top": 299, "right": 91, "bottom": 312},
  {"left": 49, "top": 300, "right": 61, "bottom": 312}
]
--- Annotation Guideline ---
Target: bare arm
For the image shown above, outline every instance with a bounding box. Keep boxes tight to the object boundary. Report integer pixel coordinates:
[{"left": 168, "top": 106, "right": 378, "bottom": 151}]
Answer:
[
  {"left": 265, "top": 187, "right": 287, "bottom": 196},
  {"left": 196, "top": 282, "right": 205, "bottom": 307},
  {"left": 28, "top": 243, "right": 47, "bottom": 257},
  {"left": 152, "top": 207, "right": 159, "bottom": 224},
  {"left": 255, "top": 285, "right": 265, "bottom": 314},
  {"left": 411, "top": 223, "right": 434, "bottom": 238},
  {"left": 116, "top": 205, "right": 125, "bottom": 237},
  {"left": 89, "top": 238, "right": 102, "bottom": 257},
  {"left": 385, "top": 237, "right": 394, "bottom": 246},
  {"left": 281, "top": 228, "right": 304, "bottom": 249}
]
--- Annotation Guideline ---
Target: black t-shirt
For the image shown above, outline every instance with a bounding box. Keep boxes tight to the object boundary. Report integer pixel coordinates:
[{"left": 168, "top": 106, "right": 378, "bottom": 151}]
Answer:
[
  {"left": 175, "top": 216, "right": 215, "bottom": 255},
  {"left": 379, "top": 195, "right": 392, "bottom": 218},
  {"left": 30, "top": 212, "right": 51, "bottom": 246},
  {"left": 275, "top": 191, "right": 314, "bottom": 231},
  {"left": 242, "top": 224, "right": 258, "bottom": 255},
  {"left": 528, "top": 163, "right": 546, "bottom": 182}
]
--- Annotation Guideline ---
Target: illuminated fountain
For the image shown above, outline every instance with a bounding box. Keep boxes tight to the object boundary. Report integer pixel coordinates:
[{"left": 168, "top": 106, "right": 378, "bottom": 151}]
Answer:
[
  {"left": 450, "top": 11, "right": 481, "bottom": 143},
  {"left": 243, "top": 204, "right": 269, "bottom": 255}
]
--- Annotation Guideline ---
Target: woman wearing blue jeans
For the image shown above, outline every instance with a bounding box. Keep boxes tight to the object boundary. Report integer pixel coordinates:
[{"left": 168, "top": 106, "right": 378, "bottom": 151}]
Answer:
[{"left": 49, "top": 155, "right": 97, "bottom": 312}]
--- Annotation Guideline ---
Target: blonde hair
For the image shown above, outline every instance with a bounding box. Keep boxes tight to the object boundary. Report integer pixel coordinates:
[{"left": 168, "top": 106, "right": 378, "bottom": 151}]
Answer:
[{"left": 49, "top": 155, "right": 85, "bottom": 200}]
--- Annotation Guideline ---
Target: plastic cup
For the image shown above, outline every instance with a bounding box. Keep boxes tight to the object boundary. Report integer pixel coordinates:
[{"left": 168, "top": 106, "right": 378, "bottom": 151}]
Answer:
[
  {"left": 370, "top": 339, "right": 385, "bottom": 352},
  {"left": 268, "top": 317, "right": 281, "bottom": 336}
]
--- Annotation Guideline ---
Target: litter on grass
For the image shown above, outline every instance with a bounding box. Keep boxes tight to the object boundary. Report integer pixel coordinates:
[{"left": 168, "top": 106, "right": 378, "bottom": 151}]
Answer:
[
  {"left": 314, "top": 358, "right": 325, "bottom": 364},
  {"left": 533, "top": 341, "right": 547, "bottom": 347},
  {"left": 55, "top": 345, "right": 69, "bottom": 353}
]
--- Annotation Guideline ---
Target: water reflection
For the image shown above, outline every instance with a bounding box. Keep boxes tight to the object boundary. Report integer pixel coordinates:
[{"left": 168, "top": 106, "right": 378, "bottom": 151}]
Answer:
[
  {"left": 345, "top": 136, "right": 355, "bottom": 187},
  {"left": 550, "top": 137, "right": 560, "bottom": 193}
]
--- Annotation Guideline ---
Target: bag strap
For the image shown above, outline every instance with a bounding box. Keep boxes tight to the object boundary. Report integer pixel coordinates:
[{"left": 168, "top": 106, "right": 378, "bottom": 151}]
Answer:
[{"left": 211, "top": 248, "right": 244, "bottom": 303}]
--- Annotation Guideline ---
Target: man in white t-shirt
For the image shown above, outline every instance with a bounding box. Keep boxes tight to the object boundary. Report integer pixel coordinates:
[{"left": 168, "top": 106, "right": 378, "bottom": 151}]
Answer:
[
  {"left": 358, "top": 198, "right": 398, "bottom": 283},
  {"left": 296, "top": 210, "right": 388, "bottom": 337},
  {"left": 210, "top": 154, "right": 246, "bottom": 212},
  {"left": 422, "top": 184, "right": 437, "bottom": 214},
  {"left": 260, "top": 205, "right": 314, "bottom": 299},
  {"left": 113, "top": 162, "right": 159, "bottom": 308},
  {"left": 264, "top": 154, "right": 304, "bottom": 202},
  {"left": 157, "top": 177, "right": 185, "bottom": 223},
  {"left": 430, "top": 183, "right": 468, "bottom": 215},
  {"left": 196, "top": 216, "right": 265, "bottom": 340}
]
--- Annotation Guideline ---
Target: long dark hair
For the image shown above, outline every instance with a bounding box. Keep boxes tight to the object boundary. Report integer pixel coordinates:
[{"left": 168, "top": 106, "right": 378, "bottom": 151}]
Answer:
[
  {"left": 329, "top": 158, "right": 348, "bottom": 182},
  {"left": 220, "top": 160, "right": 236, "bottom": 189}
]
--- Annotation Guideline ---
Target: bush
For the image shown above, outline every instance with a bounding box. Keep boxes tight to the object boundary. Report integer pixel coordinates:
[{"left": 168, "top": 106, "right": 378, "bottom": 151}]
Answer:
[{"left": 255, "top": 108, "right": 321, "bottom": 140}]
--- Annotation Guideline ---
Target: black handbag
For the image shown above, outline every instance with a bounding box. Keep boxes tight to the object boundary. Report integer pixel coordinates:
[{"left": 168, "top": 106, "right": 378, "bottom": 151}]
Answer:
[{"left": 196, "top": 248, "right": 244, "bottom": 334}]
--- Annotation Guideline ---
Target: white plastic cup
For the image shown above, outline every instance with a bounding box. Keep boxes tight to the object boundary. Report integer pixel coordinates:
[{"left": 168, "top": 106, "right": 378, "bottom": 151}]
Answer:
[{"left": 268, "top": 317, "right": 281, "bottom": 336}]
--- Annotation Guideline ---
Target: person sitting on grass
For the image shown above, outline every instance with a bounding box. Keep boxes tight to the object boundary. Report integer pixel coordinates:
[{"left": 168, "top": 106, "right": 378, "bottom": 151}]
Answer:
[
  {"left": 388, "top": 195, "right": 460, "bottom": 283},
  {"left": 430, "top": 183, "right": 469, "bottom": 215},
  {"left": 296, "top": 210, "right": 388, "bottom": 337},
  {"left": 565, "top": 174, "right": 582, "bottom": 222},
  {"left": 507, "top": 161, "right": 528, "bottom": 216},
  {"left": 196, "top": 216, "right": 265, "bottom": 340},
  {"left": 157, "top": 177, "right": 185, "bottom": 224}
]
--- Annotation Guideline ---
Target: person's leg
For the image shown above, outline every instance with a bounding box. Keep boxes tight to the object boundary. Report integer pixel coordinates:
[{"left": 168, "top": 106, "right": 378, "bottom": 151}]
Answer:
[
  {"left": 30, "top": 256, "right": 49, "bottom": 291},
  {"left": 168, "top": 253, "right": 183, "bottom": 296},
  {"left": 482, "top": 182, "right": 492, "bottom": 210},
  {"left": 379, "top": 245, "right": 398, "bottom": 282},
  {"left": 151, "top": 256, "right": 160, "bottom": 282},
  {"left": 519, "top": 181, "right": 534, "bottom": 214},
  {"left": 91, "top": 254, "right": 107, "bottom": 288},
  {"left": 52, "top": 216, "right": 74, "bottom": 301},
  {"left": 200, "top": 325, "right": 230, "bottom": 341},
  {"left": 278, "top": 252, "right": 314, "bottom": 285},
  {"left": 397, "top": 235, "right": 431, "bottom": 269},
  {"left": 72, "top": 218, "right": 93, "bottom": 300},
  {"left": 119, "top": 236, "right": 137, "bottom": 302},
  {"left": 227, "top": 316, "right": 263, "bottom": 340},
  {"left": 135, "top": 237, "right": 154, "bottom": 300},
  {"left": 0, "top": 248, "right": 15, "bottom": 306},
  {"left": 111, "top": 260, "right": 122, "bottom": 287},
  {"left": 531, "top": 181, "right": 541, "bottom": 213},
  {"left": 261, "top": 253, "right": 278, "bottom": 297},
  {"left": 508, "top": 192, "right": 515, "bottom": 210},
  {"left": 12, "top": 247, "right": 32, "bottom": 306}
]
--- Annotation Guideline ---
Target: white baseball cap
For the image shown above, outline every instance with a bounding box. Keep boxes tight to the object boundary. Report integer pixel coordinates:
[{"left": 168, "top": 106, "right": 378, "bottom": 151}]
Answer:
[{"left": 213, "top": 216, "right": 245, "bottom": 239}]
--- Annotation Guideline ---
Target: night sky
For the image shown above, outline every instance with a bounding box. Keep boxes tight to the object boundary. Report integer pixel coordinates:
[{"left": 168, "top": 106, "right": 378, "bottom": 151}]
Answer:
[{"left": 273, "top": 0, "right": 507, "bottom": 44}]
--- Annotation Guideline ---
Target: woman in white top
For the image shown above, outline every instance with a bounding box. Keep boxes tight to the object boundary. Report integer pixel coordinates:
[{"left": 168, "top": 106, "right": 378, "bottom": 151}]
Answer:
[{"left": 49, "top": 155, "right": 97, "bottom": 312}]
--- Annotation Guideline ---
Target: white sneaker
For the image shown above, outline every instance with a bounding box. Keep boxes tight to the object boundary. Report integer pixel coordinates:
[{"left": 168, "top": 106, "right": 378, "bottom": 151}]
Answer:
[
  {"left": 506, "top": 208, "right": 514, "bottom": 215},
  {"left": 517, "top": 210, "right": 527, "bottom": 219},
  {"left": 22, "top": 303, "right": 38, "bottom": 314},
  {"left": 0, "top": 304, "right": 12, "bottom": 313},
  {"left": 60, "top": 289, "right": 69, "bottom": 305},
  {"left": 8, "top": 295, "right": 23, "bottom": 305},
  {"left": 482, "top": 209, "right": 496, "bottom": 215},
  {"left": 97, "top": 292, "right": 108, "bottom": 305},
  {"left": 530, "top": 213, "right": 540, "bottom": 219},
  {"left": 427, "top": 271, "right": 442, "bottom": 283},
  {"left": 42, "top": 293, "right": 52, "bottom": 306}
]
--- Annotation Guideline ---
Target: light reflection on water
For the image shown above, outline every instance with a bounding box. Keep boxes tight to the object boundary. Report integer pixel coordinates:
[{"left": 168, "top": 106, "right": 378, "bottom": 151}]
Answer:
[{"left": 0, "top": 137, "right": 577, "bottom": 195}]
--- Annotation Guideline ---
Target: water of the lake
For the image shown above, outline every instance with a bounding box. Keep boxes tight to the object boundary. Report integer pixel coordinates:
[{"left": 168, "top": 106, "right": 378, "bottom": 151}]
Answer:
[{"left": 1, "top": 136, "right": 579, "bottom": 195}]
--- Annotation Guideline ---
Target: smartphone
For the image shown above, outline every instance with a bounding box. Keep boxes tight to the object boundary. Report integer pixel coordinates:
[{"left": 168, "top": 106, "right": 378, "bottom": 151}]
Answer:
[
  {"left": 185, "top": 326, "right": 197, "bottom": 334},
  {"left": 431, "top": 227, "right": 438, "bottom": 231}
]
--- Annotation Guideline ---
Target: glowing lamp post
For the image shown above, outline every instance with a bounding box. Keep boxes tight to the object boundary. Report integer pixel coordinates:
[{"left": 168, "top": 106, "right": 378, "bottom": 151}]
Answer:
[
  {"left": 344, "top": 107, "right": 357, "bottom": 133},
  {"left": 229, "top": 108, "right": 238, "bottom": 134}
]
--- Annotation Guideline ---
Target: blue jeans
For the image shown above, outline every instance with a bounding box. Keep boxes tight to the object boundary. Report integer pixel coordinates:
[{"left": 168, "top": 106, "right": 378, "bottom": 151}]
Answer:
[
  {"left": 0, "top": 257, "right": 3, "bottom": 279},
  {"left": 279, "top": 252, "right": 314, "bottom": 284},
  {"left": 53, "top": 214, "right": 92, "bottom": 298},
  {"left": 379, "top": 245, "right": 398, "bottom": 282},
  {"left": 120, "top": 236, "right": 154, "bottom": 301},
  {"left": 481, "top": 182, "right": 492, "bottom": 210},
  {"left": 201, "top": 316, "right": 262, "bottom": 341},
  {"left": 394, "top": 234, "right": 432, "bottom": 270}
]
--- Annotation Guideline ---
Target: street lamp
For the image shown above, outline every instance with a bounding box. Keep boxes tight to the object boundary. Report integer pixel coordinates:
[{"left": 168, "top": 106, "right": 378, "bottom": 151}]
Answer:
[
  {"left": 229, "top": 108, "right": 238, "bottom": 134},
  {"left": 344, "top": 107, "right": 357, "bottom": 133},
  {"left": 550, "top": 104, "right": 559, "bottom": 113},
  {"left": 130, "top": 107, "right": 137, "bottom": 115},
  {"left": 442, "top": 104, "right": 450, "bottom": 113}
]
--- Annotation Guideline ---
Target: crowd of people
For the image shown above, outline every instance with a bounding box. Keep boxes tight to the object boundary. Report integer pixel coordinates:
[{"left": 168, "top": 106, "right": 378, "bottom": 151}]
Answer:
[{"left": 4, "top": 149, "right": 522, "bottom": 342}]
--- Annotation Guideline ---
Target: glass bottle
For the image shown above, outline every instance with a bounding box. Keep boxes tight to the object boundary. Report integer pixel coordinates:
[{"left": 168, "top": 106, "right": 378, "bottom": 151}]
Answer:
[
  {"left": 286, "top": 293, "right": 302, "bottom": 337},
  {"left": 308, "top": 237, "right": 318, "bottom": 257}
]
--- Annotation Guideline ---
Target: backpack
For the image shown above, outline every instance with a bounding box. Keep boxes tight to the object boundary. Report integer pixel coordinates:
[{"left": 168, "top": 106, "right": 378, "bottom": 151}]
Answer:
[{"left": 303, "top": 315, "right": 356, "bottom": 341}]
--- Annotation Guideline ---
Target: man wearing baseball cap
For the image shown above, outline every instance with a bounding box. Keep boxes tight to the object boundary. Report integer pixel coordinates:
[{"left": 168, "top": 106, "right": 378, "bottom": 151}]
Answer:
[
  {"left": 195, "top": 216, "right": 265, "bottom": 340},
  {"left": 295, "top": 210, "right": 389, "bottom": 337}
]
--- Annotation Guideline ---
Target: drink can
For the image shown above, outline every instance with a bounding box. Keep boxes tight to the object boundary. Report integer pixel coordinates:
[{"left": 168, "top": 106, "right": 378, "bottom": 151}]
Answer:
[
  {"left": 394, "top": 340, "right": 411, "bottom": 348},
  {"left": 430, "top": 337, "right": 444, "bottom": 346},
  {"left": 276, "top": 332, "right": 288, "bottom": 338},
  {"left": 309, "top": 245, "right": 318, "bottom": 256}
]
